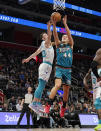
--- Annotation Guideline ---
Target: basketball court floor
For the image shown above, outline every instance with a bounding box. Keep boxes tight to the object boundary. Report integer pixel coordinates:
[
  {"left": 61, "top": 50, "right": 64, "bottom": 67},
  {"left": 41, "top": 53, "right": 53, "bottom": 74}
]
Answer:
[{"left": 0, "top": 128, "right": 95, "bottom": 131}]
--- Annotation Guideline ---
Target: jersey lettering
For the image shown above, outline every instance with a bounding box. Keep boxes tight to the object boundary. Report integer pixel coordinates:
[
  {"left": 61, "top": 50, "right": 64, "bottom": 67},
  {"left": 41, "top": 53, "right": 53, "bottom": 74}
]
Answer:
[
  {"left": 68, "top": 53, "right": 71, "bottom": 57},
  {"left": 63, "top": 53, "right": 67, "bottom": 57},
  {"left": 56, "top": 44, "right": 72, "bottom": 67}
]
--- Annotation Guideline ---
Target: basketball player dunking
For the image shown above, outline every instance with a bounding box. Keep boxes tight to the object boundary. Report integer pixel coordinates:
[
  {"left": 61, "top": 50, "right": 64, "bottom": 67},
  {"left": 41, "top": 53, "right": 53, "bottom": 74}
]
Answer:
[
  {"left": 22, "top": 21, "right": 54, "bottom": 114},
  {"left": 83, "top": 48, "right": 101, "bottom": 131},
  {"left": 48, "top": 15, "right": 74, "bottom": 117}
]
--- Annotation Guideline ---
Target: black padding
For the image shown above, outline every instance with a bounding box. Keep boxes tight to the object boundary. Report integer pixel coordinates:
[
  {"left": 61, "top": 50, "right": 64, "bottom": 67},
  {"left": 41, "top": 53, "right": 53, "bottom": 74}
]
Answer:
[{"left": 91, "top": 61, "right": 99, "bottom": 78}]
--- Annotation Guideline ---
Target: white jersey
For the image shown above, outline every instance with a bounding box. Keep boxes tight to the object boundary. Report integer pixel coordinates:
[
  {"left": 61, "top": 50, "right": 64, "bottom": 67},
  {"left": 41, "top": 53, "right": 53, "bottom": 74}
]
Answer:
[
  {"left": 39, "top": 41, "right": 54, "bottom": 64},
  {"left": 38, "top": 41, "right": 54, "bottom": 82},
  {"left": 91, "top": 71, "right": 101, "bottom": 101}
]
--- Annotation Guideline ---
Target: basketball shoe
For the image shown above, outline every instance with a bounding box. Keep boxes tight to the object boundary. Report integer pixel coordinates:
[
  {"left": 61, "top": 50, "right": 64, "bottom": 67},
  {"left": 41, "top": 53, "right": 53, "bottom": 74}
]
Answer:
[
  {"left": 94, "top": 124, "right": 101, "bottom": 131},
  {"left": 29, "top": 102, "right": 40, "bottom": 114},
  {"left": 37, "top": 103, "right": 45, "bottom": 113}
]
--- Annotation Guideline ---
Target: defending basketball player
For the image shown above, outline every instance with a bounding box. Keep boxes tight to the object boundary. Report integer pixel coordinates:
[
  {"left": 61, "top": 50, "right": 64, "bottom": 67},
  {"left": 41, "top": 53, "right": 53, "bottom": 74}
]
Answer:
[
  {"left": 83, "top": 48, "right": 101, "bottom": 131},
  {"left": 22, "top": 21, "right": 54, "bottom": 114},
  {"left": 48, "top": 15, "right": 74, "bottom": 117}
]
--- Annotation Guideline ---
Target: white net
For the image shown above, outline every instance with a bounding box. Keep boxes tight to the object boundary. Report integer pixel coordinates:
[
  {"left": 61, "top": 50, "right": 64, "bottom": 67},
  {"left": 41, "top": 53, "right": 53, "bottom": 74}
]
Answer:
[{"left": 53, "top": 0, "right": 65, "bottom": 11}]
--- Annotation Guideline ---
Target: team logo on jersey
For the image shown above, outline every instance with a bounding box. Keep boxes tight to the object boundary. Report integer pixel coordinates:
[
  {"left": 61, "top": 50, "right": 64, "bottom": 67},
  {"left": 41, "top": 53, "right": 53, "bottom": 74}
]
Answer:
[{"left": 59, "top": 48, "right": 70, "bottom": 53}]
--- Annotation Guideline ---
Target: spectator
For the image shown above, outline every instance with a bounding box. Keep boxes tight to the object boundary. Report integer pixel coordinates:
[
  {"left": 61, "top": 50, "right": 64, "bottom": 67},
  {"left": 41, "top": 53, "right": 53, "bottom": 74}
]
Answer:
[
  {"left": 69, "top": 104, "right": 75, "bottom": 113},
  {"left": 19, "top": 71, "right": 25, "bottom": 81},
  {"left": 83, "top": 103, "right": 88, "bottom": 113},
  {"left": 2, "top": 103, "right": 8, "bottom": 111},
  {"left": 16, "top": 99, "right": 23, "bottom": 111},
  {"left": 8, "top": 96, "right": 16, "bottom": 111},
  {"left": 50, "top": 103, "right": 65, "bottom": 128},
  {"left": 25, "top": 80, "right": 31, "bottom": 88}
]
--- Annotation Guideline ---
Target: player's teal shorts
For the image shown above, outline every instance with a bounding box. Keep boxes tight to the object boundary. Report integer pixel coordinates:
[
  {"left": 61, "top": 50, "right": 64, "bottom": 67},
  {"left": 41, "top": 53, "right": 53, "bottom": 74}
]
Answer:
[
  {"left": 55, "top": 66, "right": 71, "bottom": 85},
  {"left": 94, "top": 97, "right": 101, "bottom": 110}
]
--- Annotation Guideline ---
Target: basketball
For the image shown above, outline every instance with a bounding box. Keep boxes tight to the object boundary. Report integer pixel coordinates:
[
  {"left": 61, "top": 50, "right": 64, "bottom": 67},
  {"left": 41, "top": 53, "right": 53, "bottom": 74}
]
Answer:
[{"left": 51, "top": 12, "right": 61, "bottom": 22}]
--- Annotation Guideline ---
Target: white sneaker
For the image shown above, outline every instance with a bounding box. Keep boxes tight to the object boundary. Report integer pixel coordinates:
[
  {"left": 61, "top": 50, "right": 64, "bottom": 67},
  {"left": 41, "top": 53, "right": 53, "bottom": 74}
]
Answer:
[{"left": 29, "top": 103, "right": 40, "bottom": 114}]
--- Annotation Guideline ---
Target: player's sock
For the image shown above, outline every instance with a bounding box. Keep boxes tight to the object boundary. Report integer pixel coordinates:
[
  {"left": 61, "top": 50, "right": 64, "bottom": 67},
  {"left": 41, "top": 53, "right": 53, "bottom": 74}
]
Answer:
[
  {"left": 37, "top": 102, "right": 41, "bottom": 105},
  {"left": 33, "top": 101, "right": 36, "bottom": 104},
  {"left": 34, "top": 79, "right": 46, "bottom": 99}
]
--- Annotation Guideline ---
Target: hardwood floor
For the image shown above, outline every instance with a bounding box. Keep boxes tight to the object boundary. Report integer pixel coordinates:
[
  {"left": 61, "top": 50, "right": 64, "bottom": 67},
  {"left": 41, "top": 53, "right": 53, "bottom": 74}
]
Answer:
[{"left": 0, "top": 128, "right": 94, "bottom": 131}]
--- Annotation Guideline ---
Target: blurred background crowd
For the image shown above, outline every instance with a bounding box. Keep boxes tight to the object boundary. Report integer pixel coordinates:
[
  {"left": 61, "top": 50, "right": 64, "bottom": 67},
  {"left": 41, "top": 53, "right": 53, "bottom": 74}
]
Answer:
[
  {"left": 0, "top": 46, "right": 95, "bottom": 128},
  {"left": 0, "top": 0, "right": 100, "bottom": 128}
]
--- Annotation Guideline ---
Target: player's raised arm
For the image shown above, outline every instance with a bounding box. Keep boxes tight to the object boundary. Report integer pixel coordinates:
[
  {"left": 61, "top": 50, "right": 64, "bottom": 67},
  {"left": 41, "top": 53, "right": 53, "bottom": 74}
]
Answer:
[
  {"left": 93, "top": 48, "right": 101, "bottom": 65},
  {"left": 63, "top": 15, "right": 74, "bottom": 48},
  {"left": 22, "top": 48, "right": 41, "bottom": 64},
  {"left": 45, "top": 21, "right": 52, "bottom": 46},
  {"left": 83, "top": 69, "right": 91, "bottom": 91},
  {"left": 51, "top": 18, "right": 60, "bottom": 46}
]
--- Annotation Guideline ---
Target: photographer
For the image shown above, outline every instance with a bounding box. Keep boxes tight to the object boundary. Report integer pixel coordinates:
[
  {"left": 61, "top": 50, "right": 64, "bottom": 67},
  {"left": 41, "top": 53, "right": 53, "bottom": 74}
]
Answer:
[{"left": 50, "top": 102, "right": 65, "bottom": 128}]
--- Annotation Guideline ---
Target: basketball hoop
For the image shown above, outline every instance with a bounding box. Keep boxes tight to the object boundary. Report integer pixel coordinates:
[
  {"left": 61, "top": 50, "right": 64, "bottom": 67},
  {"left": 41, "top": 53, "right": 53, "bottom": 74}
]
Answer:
[{"left": 53, "top": 0, "right": 65, "bottom": 11}]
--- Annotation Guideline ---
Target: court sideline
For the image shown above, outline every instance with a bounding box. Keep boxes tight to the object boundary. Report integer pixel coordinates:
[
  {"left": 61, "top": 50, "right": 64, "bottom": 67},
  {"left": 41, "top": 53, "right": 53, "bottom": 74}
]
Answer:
[{"left": 0, "top": 128, "right": 95, "bottom": 131}]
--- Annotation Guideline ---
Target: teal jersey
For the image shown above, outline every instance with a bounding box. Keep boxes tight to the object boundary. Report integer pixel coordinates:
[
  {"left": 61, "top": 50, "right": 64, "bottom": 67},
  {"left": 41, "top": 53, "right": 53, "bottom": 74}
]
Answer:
[{"left": 56, "top": 43, "right": 73, "bottom": 67}]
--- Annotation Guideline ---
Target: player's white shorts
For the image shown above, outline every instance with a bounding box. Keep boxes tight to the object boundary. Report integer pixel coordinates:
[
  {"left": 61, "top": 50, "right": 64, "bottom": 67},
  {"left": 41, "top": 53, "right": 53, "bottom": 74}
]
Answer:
[
  {"left": 93, "top": 87, "right": 101, "bottom": 102},
  {"left": 38, "top": 63, "right": 52, "bottom": 82}
]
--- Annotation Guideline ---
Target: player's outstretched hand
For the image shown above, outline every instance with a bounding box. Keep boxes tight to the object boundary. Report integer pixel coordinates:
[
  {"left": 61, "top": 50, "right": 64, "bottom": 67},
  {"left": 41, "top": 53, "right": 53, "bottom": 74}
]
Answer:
[
  {"left": 50, "top": 16, "right": 57, "bottom": 25},
  {"left": 22, "top": 58, "right": 29, "bottom": 64},
  {"left": 63, "top": 15, "right": 67, "bottom": 25},
  {"left": 47, "top": 20, "right": 52, "bottom": 27}
]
